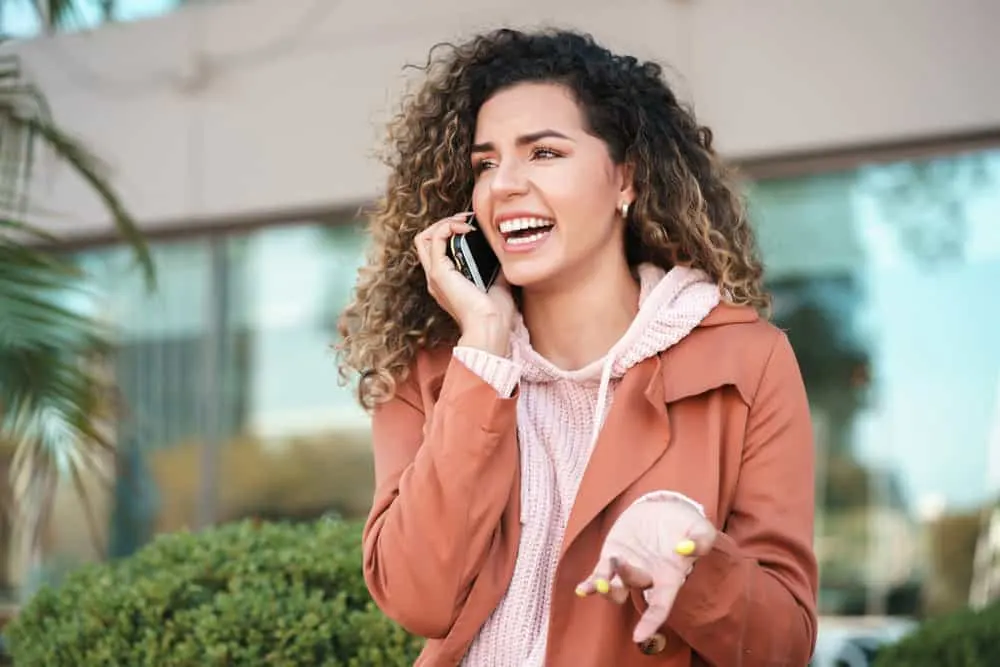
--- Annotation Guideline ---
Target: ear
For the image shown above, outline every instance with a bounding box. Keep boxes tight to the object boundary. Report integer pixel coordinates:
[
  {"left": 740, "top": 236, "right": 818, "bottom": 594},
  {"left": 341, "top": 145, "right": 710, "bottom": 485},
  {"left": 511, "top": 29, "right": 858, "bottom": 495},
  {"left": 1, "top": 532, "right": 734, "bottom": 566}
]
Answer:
[{"left": 618, "top": 161, "right": 636, "bottom": 206}]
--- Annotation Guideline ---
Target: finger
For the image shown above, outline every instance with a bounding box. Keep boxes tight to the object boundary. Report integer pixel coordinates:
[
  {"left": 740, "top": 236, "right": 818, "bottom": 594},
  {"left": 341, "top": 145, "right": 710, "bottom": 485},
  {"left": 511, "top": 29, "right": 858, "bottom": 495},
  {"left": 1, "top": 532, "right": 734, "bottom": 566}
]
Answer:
[
  {"left": 633, "top": 580, "right": 684, "bottom": 644},
  {"left": 577, "top": 556, "right": 616, "bottom": 598},
  {"left": 414, "top": 219, "right": 448, "bottom": 270},
  {"left": 414, "top": 230, "right": 432, "bottom": 272},
  {"left": 675, "top": 520, "right": 717, "bottom": 558},
  {"left": 607, "top": 573, "right": 629, "bottom": 605},
  {"left": 416, "top": 213, "right": 472, "bottom": 247},
  {"left": 633, "top": 600, "right": 671, "bottom": 645},
  {"left": 428, "top": 221, "right": 475, "bottom": 273}
]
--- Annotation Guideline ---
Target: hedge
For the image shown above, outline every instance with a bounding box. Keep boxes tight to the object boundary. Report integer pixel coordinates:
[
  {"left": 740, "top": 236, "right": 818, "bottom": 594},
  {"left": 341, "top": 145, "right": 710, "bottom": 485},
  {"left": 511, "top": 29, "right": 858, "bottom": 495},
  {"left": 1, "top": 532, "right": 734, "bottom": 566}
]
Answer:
[{"left": 3, "top": 518, "right": 424, "bottom": 666}]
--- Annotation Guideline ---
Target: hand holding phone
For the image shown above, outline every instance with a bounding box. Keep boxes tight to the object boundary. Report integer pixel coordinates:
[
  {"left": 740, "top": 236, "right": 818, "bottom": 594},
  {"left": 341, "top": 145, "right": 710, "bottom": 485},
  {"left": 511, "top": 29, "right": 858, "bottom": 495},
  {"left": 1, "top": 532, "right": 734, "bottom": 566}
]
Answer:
[
  {"left": 414, "top": 214, "right": 514, "bottom": 354},
  {"left": 444, "top": 216, "right": 501, "bottom": 292}
]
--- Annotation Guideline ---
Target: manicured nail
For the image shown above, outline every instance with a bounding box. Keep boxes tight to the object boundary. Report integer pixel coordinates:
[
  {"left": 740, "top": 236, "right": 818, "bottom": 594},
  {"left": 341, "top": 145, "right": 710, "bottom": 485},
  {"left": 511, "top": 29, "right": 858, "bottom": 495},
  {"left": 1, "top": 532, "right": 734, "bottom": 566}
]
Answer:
[
  {"left": 675, "top": 539, "right": 696, "bottom": 556},
  {"left": 595, "top": 579, "right": 610, "bottom": 594},
  {"left": 575, "top": 585, "right": 587, "bottom": 597},
  {"left": 452, "top": 211, "right": 474, "bottom": 218}
]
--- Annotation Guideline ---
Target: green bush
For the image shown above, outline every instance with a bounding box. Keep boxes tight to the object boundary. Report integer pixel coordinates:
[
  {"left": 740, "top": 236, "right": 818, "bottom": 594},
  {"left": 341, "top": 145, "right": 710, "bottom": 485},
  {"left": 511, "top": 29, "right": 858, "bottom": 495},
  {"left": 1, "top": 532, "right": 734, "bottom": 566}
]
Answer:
[
  {"left": 874, "top": 599, "right": 1000, "bottom": 667},
  {"left": 4, "top": 518, "right": 424, "bottom": 666}
]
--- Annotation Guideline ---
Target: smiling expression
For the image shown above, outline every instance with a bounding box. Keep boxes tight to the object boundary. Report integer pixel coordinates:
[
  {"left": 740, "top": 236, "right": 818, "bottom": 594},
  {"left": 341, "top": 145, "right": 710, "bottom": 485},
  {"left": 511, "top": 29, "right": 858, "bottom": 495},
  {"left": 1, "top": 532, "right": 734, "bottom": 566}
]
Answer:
[{"left": 470, "top": 82, "right": 635, "bottom": 290}]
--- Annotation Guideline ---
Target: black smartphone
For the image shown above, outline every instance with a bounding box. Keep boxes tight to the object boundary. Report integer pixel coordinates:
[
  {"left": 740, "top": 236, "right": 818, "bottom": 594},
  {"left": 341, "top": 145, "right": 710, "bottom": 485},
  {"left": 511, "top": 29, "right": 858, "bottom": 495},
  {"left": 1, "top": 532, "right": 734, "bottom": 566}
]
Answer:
[{"left": 445, "top": 216, "right": 501, "bottom": 292}]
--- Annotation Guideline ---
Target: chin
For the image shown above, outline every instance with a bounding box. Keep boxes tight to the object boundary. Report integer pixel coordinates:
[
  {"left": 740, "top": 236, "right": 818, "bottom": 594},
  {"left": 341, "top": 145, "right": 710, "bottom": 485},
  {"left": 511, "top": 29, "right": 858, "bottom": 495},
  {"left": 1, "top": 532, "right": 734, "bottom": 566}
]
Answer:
[{"left": 500, "top": 257, "right": 564, "bottom": 290}]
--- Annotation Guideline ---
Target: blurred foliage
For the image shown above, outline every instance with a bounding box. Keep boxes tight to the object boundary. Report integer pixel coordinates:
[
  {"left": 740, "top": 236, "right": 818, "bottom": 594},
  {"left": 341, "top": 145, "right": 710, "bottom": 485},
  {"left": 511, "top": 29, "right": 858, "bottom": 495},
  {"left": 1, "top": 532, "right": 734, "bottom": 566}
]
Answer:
[
  {"left": 4, "top": 518, "right": 424, "bottom": 666},
  {"left": 874, "top": 598, "right": 1000, "bottom": 667},
  {"left": 923, "top": 510, "right": 983, "bottom": 616},
  {"left": 0, "top": 50, "right": 153, "bottom": 583},
  {"left": 148, "top": 429, "right": 375, "bottom": 534},
  {"left": 0, "top": 0, "right": 188, "bottom": 37}
]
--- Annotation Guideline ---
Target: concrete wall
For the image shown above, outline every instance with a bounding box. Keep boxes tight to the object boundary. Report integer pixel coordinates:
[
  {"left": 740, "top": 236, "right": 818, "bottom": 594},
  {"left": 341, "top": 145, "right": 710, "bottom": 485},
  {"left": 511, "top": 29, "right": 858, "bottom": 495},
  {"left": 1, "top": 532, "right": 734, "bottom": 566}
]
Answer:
[{"left": 9, "top": 0, "right": 999, "bottom": 237}]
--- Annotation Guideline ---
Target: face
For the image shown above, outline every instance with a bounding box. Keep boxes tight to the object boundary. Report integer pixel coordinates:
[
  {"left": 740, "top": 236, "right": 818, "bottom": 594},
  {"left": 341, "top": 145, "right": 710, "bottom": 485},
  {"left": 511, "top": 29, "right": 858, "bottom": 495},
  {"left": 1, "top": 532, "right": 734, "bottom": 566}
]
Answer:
[{"left": 470, "top": 82, "right": 634, "bottom": 290}]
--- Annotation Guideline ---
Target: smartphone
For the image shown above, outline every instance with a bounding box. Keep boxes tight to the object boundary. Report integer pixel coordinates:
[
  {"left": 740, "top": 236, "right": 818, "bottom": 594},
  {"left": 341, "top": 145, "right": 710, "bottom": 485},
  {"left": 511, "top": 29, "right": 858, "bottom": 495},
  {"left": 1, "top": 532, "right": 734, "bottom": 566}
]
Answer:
[{"left": 445, "top": 217, "right": 501, "bottom": 292}]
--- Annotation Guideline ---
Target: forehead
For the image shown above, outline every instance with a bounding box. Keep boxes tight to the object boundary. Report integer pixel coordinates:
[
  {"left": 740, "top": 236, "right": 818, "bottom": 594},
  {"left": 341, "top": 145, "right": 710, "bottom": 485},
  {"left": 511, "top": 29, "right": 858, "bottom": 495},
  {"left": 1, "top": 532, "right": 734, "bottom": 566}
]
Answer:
[{"left": 473, "top": 82, "right": 585, "bottom": 140}]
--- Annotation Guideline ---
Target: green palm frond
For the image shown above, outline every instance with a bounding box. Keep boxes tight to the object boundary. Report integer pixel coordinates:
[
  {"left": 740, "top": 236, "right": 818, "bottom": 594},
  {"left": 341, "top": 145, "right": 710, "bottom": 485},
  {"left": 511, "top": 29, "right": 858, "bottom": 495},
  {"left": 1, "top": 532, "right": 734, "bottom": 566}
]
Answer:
[
  {"left": 0, "top": 238, "right": 116, "bottom": 553},
  {"left": 0, "top": 52, "right": 154, "bottom": 287},
  {"left": 45, "top": 0, "right": 87, "bottom": 27},
  {"left": 0, "top": 49, "right": 155, "bottom": 561}
]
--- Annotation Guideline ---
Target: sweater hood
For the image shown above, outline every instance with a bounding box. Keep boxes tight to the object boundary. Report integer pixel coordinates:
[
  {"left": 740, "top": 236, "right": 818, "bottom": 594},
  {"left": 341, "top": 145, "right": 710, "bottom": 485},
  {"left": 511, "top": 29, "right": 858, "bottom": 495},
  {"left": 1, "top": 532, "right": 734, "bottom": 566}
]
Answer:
[{"left": 509, "top": 263, "right": 721, "bottom": 442}]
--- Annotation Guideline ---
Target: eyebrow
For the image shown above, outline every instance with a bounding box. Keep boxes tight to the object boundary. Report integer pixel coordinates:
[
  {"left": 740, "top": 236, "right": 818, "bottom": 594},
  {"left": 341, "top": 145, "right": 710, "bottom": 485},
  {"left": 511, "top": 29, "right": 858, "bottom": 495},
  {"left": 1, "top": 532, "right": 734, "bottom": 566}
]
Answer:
[{"left": 470, "top": 129, "right": 573, "bottom": 154}]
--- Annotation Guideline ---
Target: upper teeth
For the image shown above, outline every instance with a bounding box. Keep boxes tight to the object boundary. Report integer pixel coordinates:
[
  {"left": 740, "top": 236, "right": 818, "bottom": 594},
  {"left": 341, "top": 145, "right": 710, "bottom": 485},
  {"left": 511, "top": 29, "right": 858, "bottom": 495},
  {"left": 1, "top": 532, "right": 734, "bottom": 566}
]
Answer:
[{"left": 498, "top": 217, "right": 553, "bottom": 234}]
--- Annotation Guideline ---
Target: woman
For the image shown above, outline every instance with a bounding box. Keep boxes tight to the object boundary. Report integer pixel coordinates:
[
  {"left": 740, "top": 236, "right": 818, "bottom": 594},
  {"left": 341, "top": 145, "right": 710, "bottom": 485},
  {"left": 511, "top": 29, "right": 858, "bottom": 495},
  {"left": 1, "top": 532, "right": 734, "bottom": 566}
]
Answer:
[{"left": 338, "top": 27, "right": 818, "bottom": 666}]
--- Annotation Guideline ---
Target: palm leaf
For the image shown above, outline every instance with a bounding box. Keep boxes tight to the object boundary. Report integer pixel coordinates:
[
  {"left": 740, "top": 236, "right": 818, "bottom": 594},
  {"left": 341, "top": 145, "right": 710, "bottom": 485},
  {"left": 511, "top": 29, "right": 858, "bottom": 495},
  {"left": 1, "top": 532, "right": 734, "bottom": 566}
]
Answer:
[
  {"left": 24, "top": 0, "right": 84, "bottom": 32},
  {"left": 0, "top": 52, "right": 155, "bottom": 289},
  {"left": 0, "top": 49, "right": 156, "bottom": 566},
  {"left": 0, "top": 217, "right": 58, "bottom": 243},
  {"left": 0, "top": 240, "right": 116, "bottom": 555}
]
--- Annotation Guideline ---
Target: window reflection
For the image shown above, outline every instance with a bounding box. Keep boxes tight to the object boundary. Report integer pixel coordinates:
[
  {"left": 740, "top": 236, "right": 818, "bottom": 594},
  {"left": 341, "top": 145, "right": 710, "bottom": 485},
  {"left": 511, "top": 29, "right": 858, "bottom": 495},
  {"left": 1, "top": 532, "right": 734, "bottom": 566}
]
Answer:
[
  {"left": 1, "top": 0, "right": 187, "bottom": 39},
  {"left": 753, "top": 148, "right": 1000, "bottom": 618}
]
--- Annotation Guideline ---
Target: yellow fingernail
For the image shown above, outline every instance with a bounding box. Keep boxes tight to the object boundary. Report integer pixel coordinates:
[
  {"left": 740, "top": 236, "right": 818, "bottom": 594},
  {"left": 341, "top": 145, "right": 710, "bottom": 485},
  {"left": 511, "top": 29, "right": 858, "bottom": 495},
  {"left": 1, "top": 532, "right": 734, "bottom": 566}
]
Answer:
[
  {"left": 675, "top": 539, "right": 696, "bottom": 556},
  {"left": 595, "top": 579, "right": 610, "bottom": 594},
  {"left": 575, "top": 585, "right": 587, "bottom": 597}
]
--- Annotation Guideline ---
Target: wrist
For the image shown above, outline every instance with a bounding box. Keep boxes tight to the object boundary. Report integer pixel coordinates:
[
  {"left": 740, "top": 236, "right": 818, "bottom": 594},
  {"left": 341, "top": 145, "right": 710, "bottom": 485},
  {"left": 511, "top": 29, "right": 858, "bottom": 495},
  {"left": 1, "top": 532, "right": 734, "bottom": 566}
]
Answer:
[{"left": 458, "top": 312, "right": 511, "bottom": 357}]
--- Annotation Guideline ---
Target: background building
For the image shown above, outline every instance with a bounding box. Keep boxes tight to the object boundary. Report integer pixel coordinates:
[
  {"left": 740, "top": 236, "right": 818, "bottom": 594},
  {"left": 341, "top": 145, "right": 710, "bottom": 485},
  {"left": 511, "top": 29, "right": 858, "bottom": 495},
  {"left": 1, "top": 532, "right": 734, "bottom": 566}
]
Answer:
[{"left": 5, "top": 0, "right": 1000, "bottom": 661}]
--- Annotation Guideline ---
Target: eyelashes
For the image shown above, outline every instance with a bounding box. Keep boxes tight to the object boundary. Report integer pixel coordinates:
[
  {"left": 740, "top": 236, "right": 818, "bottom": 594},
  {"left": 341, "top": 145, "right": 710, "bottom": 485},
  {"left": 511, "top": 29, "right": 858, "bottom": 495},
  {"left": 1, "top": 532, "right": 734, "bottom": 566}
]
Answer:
[{"left": 472, "top": 145, "right": 565, "bottom": 175}]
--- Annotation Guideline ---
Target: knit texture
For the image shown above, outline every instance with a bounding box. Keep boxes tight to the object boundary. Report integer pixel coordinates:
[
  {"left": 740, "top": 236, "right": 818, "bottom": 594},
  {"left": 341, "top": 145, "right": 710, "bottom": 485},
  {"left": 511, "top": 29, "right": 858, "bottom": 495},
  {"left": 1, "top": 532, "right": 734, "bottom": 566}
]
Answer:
[{"left": 453, "top": 263, "right": 721, "bottom": 666}]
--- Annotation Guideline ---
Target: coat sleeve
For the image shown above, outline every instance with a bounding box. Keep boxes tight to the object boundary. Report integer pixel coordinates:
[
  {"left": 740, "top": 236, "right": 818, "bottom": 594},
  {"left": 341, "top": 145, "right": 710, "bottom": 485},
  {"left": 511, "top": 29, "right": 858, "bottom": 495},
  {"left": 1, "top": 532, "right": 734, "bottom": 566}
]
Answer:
[
  {"left": 362, "top": 353, "right": 521, "bottom": 638},
  {"left": 665, "top": 330, "right": 819, "bottom": 666}
]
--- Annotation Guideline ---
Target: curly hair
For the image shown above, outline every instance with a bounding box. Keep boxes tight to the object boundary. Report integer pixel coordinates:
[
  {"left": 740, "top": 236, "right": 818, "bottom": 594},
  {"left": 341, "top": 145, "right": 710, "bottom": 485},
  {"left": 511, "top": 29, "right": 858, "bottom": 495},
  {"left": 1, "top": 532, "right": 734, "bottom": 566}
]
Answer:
[{"left": 337, "top": 27, "right": 769, "bottom": 409}]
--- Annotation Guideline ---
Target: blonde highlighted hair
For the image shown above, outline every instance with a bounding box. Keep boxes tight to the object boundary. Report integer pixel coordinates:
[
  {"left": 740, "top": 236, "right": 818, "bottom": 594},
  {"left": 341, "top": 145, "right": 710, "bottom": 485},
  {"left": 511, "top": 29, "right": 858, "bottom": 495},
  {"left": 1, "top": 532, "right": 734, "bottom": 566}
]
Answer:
[{"left": 337, "top": 28, "right": 769, "bottom": 408}]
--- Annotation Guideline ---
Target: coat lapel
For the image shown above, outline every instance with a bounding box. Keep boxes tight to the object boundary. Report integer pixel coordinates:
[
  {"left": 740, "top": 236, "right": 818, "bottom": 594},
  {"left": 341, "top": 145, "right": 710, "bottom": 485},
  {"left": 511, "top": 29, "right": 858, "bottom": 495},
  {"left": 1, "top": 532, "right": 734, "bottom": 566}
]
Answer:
[
  {"left": 560, "top": 354, "right": 670, "bottom": 557},
  {"left": 557, "top": 303, "right": 761, "bottom": 557}
]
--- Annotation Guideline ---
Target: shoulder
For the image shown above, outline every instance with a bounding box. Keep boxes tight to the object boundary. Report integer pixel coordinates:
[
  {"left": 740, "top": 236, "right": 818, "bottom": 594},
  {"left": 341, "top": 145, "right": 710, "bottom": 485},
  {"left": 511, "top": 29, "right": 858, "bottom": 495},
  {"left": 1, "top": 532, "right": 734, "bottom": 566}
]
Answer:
[
  {"left": 389, "top": 344, "right": 454, "bottom": 409},
  {"left": 660, "top": 302, "right": 795, "bottom": 406}
]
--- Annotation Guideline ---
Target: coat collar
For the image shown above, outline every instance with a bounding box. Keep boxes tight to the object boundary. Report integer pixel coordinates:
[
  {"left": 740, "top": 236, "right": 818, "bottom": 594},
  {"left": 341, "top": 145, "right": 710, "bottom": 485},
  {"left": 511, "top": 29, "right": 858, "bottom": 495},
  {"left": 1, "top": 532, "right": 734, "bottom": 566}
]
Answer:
[{"left": 660, "top": 302, "right": 760, "bottom": 405}]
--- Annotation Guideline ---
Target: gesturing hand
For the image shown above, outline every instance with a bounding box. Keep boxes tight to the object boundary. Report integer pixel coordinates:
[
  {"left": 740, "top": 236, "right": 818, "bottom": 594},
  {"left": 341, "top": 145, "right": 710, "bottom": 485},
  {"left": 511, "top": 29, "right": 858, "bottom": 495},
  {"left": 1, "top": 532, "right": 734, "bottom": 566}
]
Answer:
[{"left": 575, "top": 494, "right": 718, "bottom": 645}]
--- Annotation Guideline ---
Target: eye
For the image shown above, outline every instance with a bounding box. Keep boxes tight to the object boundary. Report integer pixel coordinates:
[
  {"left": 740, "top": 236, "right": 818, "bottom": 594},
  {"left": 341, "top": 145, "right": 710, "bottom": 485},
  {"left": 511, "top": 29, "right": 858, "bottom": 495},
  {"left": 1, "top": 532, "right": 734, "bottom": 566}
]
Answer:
[
  {"left": 531, "top": 146, "right": 562, "bottom": 160},
  {"left": 472, "top": 158, "right": 497, "bottom": 175}
]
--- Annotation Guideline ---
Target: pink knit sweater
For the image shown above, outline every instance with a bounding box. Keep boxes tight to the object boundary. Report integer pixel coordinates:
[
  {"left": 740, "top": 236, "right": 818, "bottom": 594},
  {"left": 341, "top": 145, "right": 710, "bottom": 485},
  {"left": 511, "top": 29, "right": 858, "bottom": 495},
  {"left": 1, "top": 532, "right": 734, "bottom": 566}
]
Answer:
[{"left": 451, "top": 264, "right": 721, "bottom": 666}]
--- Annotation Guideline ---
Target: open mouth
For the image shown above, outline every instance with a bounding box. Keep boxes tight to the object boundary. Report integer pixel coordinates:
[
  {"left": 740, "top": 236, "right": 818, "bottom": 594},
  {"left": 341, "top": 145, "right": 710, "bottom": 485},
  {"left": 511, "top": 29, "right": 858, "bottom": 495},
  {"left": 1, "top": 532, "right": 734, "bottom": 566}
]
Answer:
[{"left": 497, "top": 217, "right": 556, "bottom": 247}]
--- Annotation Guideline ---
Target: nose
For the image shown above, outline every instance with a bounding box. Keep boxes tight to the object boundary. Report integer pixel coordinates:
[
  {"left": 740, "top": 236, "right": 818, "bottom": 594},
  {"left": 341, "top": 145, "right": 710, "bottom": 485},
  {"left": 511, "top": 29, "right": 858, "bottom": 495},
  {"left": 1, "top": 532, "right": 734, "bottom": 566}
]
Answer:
[{"left": 489, "top": 158, "right": 529, "bottom": 200}]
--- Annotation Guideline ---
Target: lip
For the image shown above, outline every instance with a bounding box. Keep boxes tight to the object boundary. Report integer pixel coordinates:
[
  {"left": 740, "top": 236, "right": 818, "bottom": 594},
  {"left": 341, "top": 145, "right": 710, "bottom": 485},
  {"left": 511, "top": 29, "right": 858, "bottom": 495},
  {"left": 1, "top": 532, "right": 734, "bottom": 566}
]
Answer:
[{"left": 501, "top": 227, "right": 554, "bottom": 254}]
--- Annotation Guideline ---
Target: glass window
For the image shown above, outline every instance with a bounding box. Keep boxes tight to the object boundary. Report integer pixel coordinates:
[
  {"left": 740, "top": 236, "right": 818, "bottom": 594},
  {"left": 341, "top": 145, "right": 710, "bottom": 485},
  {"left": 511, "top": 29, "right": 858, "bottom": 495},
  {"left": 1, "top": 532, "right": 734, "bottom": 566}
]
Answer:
[
  {"left": 227, "top": 222, "right": 369, "bottom": 439},
  {"left": 41, "top": 219, "right": 369, "bottom": 586},
  {"left": 209, "top": 222, "right": 373, "bottom": 528},
  {"left": 1, "top": 0, "right": 188, "bottom": 39},
  {"left": 750, "top": 148, "right": 1000, "bottom": 619}
]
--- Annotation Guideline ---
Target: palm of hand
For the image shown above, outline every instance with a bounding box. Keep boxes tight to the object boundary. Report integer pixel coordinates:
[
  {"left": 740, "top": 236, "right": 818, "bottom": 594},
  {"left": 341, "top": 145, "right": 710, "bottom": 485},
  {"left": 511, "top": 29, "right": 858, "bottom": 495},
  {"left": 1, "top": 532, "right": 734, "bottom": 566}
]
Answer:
[{"left": 577, "top": 496, "right": 718, "bottom": 644}]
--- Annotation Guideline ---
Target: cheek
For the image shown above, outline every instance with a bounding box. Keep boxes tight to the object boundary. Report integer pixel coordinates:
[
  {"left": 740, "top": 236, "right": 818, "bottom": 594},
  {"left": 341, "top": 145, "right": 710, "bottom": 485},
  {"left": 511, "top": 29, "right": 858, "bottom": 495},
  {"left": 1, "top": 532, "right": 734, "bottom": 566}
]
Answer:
[
  {"left": 542, "top": 167, "right": 617, "bottom": 220},
  {"left": 471, "top": 180, "right": 488, "bottom": 211},
  {"left": 470, "top": 183, "right": 502, "bottom": 249}
]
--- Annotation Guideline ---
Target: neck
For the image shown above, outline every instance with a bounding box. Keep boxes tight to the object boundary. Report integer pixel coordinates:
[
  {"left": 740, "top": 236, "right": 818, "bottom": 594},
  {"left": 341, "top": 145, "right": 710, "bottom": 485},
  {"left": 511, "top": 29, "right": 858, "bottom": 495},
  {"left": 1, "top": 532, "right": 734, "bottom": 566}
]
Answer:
[{"left": 520, "top": 258, "right": 640, "bottom": 370}]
